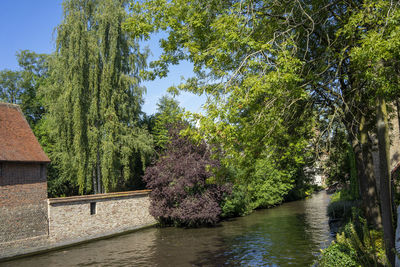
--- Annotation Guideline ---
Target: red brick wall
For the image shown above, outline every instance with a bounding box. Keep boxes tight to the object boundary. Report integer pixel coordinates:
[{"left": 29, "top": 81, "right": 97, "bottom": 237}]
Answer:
[
  {"left": 0, "top": 162, "right": 48, "bottom": 243},
  {"left": 0, "top": 162, "right": 47, "bottom": 207},
  {"left": 0, "top": 182, "right": 47, "bottom": 207}
]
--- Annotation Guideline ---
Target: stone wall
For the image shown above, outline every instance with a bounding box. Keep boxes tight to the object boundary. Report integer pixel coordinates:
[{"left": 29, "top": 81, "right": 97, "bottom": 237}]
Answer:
[
  {"left": 0, "top": 162, "right": 48, "bottom": 243},
  {"left": 1, "top": 190, "right": 156, "bottom": 260},
  {"left": 47, "top": 190, "right": 156, "bottom": 243}
]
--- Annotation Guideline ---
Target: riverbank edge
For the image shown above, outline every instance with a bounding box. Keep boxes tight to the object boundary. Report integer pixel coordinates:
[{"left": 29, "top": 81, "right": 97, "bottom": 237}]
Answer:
[
  {"left": 1, "top": 189, "right": 324, "bottom": 263},
  {"left": 0, "top": 222, "right": 157, "bottom": 263}
]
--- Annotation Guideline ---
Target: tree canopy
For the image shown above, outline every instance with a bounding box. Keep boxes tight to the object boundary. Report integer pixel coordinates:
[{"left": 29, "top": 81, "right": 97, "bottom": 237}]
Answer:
[
  {"left": 124, "top": 0, "right": 400, "bottom": 263},
  {"left": 1, "top": 0, "right": 399, "bottom": 261},
  {"left": 43, "top": 0, "right": 153, "bottom": 194}
]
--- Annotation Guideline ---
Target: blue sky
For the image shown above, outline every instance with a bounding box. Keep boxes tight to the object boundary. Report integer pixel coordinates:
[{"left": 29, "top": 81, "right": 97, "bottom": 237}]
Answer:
[{"left": 0, "top": 0, "right": 205, "bottom": 115}]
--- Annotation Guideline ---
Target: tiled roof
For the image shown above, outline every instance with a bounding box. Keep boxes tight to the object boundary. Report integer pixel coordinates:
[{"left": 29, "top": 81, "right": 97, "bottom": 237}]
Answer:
[{"left": 0, "top": 103, "right": 50, "bottom": 163}]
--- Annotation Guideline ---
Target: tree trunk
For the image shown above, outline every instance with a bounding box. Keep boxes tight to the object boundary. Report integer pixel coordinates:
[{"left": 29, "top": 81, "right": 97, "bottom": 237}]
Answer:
[
  {"left": 376, "top": 96, "right": 395, "bottom": 266},
  {"left": 360, "top": 115, "right": 382, "bottom": 229},
  {"left": 92, "top": 168, "right": 98, "bottom": 194},
  {"left": 351, "top": 138, "right": 363, "bottom": 195},
  {"left": 97, "top": 150, "right": 102, "bottom": 194}
]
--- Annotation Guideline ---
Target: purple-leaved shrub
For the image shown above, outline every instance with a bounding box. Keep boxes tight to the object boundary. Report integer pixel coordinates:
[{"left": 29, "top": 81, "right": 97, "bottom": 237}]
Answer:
[{"left": 143, "top": 124, "right": 229, "bottom": 227}]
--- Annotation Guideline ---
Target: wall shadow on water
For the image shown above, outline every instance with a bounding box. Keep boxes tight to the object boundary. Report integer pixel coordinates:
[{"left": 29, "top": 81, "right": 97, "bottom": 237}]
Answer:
[{"left": 2, "top": 229, "right": 158, "bottom": 267}]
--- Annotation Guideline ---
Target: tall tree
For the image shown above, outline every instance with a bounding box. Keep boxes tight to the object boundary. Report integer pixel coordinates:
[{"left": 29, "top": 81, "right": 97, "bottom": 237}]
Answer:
[
  {"left": 0, "top": 70, "right": 21, "bottom": 104},
  {"left": 125, "top": 1, "right": 400, "bottom": 261},
  {"left": 17, "top": 50, "right": 48, "bottom": 126},
  {"left": 153, "top": 95, "right": 183, "bottom": 151},
  {"left": 0, "top": 51, "right": 48, "bottom": 126},
  {"left": 341, "top": 2, "right": 400, "bottom": 263},
  {"left": 126, "top": 0, "right": 316, "bottom": 212},
  {"left": 45, "top": 0, "right": 153, "bottom": 194}
]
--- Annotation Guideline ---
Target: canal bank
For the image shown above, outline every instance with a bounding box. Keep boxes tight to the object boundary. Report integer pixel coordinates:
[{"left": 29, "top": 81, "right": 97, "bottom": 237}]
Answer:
[{"left": 3, "top": 191, "right": 332, "bottom": 266}]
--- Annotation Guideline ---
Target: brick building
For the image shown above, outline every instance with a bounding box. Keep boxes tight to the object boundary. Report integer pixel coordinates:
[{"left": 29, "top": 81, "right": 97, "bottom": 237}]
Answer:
[{"left": 0, "top": 103, "right": 50, "bottom": 243}]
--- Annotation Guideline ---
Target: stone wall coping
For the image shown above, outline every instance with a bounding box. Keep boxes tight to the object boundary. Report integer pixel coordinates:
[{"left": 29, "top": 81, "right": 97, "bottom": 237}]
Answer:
[{"left": 47, "top": 189, "right": 151, "bottom": 204}]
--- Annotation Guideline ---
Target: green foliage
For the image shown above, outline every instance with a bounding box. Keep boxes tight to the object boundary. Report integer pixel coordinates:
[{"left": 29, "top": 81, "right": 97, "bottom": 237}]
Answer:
[
  {"left": 340, "top": 0, "right": 400, "bottom": 98},
  {"left": 124, "top": 0, "right": 320, "bottom": 214},
  {"left": 0, "top": 51, "right": 69, "bottom": 196},
  {"left": 221, "top": 158, "right": 296, "bottom": 217},
  {"left": 0, "top": 70, "right": 21, "bottom": 104},
  {"left": 330, "top": 189, "right": 356, "bottom": 204},
  {"left": 152, "top": 95, "right": 183, "bottom": 151},
  {"left": 221, "top": 184, "right": 251, "bottom": 218},
  {"left": 319, "top": 218, "right": 386, "bottom": 267},
  {"left": 221, "top": 160, "right": 316, "bottom": 217},
  {"left": 248, "top": 156, "right": 294, "bottom": 209},
  {"left": 44, "top": 0, "right": 153, "bottom": 194},
  {"left": 318, "top": 242, "right": 359, "bottom": 267},
  {"left": 0, "top": 50, "right": 48, "bottom": 126},
  {"left": 32, "top": 117, "right": 72, "bottom": 197},
  {"left": 124, "top": 3, "right": 398, "bottom": 250},
  {"left": 17, "top": 50, "right": 48, "bottom": 126}
]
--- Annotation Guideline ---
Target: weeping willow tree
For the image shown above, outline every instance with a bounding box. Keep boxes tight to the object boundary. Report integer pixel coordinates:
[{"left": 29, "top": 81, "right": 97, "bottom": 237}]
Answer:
[{"left": 45, "top": 0, "right": 153, "bottom": 194}]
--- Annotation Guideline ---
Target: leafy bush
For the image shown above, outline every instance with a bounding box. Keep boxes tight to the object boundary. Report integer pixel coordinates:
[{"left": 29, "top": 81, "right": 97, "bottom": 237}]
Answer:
[
  {"left": 221, "top": 184, "right": 252, "bottom": 218},
  {"left": 221, "top": 154, "right": 298, "bottom": 217},
  {"left": 143, "top": 124, "right": 230, "bottom": 227},
  {"left": 319, "top": 218, "right": 386, "bottom": 266},
  {"left": 318, "top": 242, "right": 358, "bottom": 267},
  {"left": 249, "top": 156, "right": 294, "bottom": 209}
]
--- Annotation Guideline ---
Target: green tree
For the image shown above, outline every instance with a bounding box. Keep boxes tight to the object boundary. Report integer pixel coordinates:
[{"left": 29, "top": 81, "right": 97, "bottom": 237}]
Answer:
[
  {"left": 44, "top": 0, "right": 153, "bottom": 194},
  {"left": 0, "top": 70, "right": 21, "bottom": 104},
  {"left": 338, "top": 1, "right": 400, "bottom": 263},
  {"left": 126, "top": 2, "right": 400, "bottom": 262},
  {"left": 0, "top": 50, "right": 48, "bottom": 127},
  {"left": 17, "top": 50, "right": 48, "bottom": 126},
  {"left": 153, "top": 95, "right": 183, "bottom": 151},
  {"left": 125, "top": 0, "right": 316, "bottom": 213}
]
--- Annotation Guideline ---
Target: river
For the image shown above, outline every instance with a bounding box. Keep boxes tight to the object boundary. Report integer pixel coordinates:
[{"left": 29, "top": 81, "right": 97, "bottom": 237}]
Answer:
[{"left": 3, "top": 191, "right": 332, "bottom": 266}]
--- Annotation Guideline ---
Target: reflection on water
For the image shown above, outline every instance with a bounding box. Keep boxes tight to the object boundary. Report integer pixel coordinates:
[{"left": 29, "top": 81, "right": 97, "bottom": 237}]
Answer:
[{"left": 4, "top": 191, "right": 331, "bottom": 266}]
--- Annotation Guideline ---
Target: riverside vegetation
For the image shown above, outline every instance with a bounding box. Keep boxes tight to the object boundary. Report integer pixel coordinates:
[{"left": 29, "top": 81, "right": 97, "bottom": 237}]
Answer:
[
  {"left": 1, "top": 0, "right": 400, "bottom": 265},
  {"left": 319, "top": 189, "right": 387, "bottom": 266}
]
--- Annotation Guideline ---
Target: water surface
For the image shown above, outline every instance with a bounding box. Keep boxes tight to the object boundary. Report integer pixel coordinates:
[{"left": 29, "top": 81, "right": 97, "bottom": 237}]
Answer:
[{"left": 3, "top": 191, "right": 332, "bottom": 266}]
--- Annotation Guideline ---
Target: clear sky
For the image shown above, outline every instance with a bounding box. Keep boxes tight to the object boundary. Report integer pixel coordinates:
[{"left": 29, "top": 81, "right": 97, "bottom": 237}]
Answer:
[{"left": 0, "top": 0, "right": 205, "bottom": 115}]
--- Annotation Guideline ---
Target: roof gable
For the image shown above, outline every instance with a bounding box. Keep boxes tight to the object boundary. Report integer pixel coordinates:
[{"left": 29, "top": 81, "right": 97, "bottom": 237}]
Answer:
[{"left": 0, "top": 103, "right": 50, "bottom": 163}]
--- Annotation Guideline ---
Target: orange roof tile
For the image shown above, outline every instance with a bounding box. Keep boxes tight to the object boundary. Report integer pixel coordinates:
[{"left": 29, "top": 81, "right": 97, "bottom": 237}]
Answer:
[{"left": 0, "top": 103, "right": 50, "bottom": 163}]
